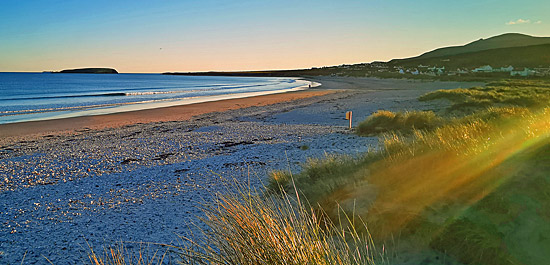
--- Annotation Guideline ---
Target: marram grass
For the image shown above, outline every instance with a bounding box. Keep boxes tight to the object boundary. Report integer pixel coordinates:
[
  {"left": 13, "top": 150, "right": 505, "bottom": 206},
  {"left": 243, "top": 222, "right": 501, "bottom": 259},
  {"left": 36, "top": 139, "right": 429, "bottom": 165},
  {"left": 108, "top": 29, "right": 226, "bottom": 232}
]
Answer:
[
  {"left": 175, "top": 182, "right": 387, "bottom": 265},
  {"left": 86, "top": 241, "right": 170, "bottom": 265},
  {"left": 356, "top": 110, "right": 443, "bottom": 136}
]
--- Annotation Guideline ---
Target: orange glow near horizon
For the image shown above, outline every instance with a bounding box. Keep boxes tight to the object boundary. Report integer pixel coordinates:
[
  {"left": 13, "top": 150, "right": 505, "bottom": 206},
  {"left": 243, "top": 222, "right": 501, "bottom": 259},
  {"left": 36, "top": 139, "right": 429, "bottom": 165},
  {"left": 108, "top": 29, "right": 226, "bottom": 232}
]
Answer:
[{"left": 2, "top": 1, "right": 549, "bottom": 73}]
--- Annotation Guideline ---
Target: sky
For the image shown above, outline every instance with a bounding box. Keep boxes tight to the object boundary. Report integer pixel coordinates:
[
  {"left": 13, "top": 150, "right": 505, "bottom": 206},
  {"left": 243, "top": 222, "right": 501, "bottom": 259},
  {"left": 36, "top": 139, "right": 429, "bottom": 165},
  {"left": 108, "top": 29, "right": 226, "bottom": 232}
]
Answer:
[{"left": 1, "top": 0, "right": 549, "bottom": 73}]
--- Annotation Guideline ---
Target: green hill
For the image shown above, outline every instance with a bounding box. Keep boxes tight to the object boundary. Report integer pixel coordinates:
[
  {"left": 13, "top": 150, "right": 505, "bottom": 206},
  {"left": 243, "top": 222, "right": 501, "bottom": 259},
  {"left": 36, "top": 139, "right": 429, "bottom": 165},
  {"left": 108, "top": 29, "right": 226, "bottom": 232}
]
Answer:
[
  {"left": 164, "top": 33, "right": 550, "bottom": 78},
  {"left": 388, "top": 43, "right": 550, "bottom": 69},
  {"left": 394, "top": 33, "right": 550, "bottom": 62}
]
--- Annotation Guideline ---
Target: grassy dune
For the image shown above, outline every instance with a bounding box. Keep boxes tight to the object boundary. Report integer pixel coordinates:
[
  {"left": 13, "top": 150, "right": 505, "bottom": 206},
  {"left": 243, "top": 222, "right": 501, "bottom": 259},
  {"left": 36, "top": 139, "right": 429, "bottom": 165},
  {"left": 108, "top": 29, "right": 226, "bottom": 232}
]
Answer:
[
  {"left": 419, "top": 80, "right": 550, "bottom": 114},
  {"left": 269, "top": 80, "right": 550, "bottom": 264}
]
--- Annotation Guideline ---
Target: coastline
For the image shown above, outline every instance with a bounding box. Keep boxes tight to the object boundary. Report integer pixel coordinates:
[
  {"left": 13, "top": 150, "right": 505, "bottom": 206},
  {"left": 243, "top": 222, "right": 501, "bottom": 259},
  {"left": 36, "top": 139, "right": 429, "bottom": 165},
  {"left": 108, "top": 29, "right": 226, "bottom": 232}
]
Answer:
[
  {"left": 0, "top": 74, "right": 318, "bottom": 126},
  {"left": 0, "top": 88, "right": 330, "bottom": 140}
]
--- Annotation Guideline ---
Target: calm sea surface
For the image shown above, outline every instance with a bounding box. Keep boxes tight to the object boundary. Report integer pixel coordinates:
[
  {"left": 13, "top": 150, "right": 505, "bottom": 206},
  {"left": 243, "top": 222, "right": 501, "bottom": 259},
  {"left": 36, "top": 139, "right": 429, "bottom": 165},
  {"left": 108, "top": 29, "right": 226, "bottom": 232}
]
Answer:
[{"left": 0, "top": 73, "right": 309, "bottom": 124}]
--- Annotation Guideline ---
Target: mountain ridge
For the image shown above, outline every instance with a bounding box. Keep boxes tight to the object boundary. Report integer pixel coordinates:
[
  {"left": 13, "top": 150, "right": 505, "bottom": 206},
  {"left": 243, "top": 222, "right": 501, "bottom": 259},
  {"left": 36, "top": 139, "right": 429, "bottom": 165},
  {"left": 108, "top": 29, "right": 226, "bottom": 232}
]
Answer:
[
  {"left": 389, "top": 43, "right": 550, "bottom": 69},
  {"left": 391, "top": 33, "right": 550, "bottom": 63}
]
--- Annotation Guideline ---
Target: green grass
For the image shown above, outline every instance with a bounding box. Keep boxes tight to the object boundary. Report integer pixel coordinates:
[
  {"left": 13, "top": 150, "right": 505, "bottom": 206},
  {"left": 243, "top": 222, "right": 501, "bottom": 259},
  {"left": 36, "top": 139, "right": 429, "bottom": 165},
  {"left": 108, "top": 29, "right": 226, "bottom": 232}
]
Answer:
[
  {"left": 356, "top": 110, "right": 444, "bottom": 136},
  {"left": 283, "top": 105, "right": 538, "bottom": 207},
  {"left": 267, "top": 153, "right": 380, "bottom": 205},
  {"left": 428, "top": 139, "right": 550, "bottom": 265},
  {"left": 430, "top": 219, "right": 515, "bottom": 265},
  {"left": 418, "top": 80, "right": 550, "bottom": 114}
]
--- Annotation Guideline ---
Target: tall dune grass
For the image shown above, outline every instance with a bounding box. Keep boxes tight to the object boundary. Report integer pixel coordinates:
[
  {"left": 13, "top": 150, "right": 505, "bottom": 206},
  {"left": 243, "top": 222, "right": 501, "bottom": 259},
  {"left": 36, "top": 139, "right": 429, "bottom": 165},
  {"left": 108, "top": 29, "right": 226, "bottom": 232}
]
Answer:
[
  {"left": 356, "top": 110, "right": 444, "bottom": 136},
  {"left": 86, "top": 242, "right": 169, "bottom": 265},
  {"left": 175, "top": 182, "right": 387, "bottom": 265}
]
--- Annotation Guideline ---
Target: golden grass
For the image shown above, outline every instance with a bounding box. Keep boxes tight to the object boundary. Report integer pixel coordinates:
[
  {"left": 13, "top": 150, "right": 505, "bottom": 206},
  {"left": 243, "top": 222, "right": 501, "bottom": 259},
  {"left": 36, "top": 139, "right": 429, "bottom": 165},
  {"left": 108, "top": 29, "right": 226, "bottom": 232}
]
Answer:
[
  {"left": 175, "top": 182, "right": 387, "bottom": 265},
  {"left": 86, "top": 242, "right": 169, "bottom": 265},
  {"left": 356, "top": 110, "right": 444, "bottom": 136}
]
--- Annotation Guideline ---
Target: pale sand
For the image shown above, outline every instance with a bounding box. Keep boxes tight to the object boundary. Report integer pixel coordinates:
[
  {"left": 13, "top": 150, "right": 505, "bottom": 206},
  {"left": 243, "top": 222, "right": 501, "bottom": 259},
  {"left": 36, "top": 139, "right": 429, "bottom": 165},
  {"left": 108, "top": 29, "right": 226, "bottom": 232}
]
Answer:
[{"left": 0, "top": 90, "right": 334, "bottom": 139}]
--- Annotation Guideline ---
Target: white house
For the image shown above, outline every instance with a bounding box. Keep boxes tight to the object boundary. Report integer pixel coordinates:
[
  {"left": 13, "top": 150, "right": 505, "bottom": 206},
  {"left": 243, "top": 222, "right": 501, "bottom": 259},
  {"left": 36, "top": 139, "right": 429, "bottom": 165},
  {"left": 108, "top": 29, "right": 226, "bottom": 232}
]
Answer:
[
  {"left": 511, "top": 68, "right": 536, "bottom": 77},
  {"left": 534, "top": 68, "right": 550, "bottom": 76},
  {"left": 473, "top": 65, "right": 493, "bottom": 73},
  {"left": 499, "top": 66, "right": 514, "bottom": 72},
  {"left": 427, "top": 66, "right": 445, "bottom": 75}
]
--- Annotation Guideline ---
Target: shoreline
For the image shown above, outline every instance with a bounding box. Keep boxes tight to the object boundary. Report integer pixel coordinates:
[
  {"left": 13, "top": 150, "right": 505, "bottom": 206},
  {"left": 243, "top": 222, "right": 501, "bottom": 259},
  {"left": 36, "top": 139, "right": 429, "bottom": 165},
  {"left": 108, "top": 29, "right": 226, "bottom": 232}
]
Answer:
[
  {"left": 0, "top": 88, "right": 332, "bottom": 140},
  {"left": 0, "top": 78, "right": 321, "bottom": 125}
]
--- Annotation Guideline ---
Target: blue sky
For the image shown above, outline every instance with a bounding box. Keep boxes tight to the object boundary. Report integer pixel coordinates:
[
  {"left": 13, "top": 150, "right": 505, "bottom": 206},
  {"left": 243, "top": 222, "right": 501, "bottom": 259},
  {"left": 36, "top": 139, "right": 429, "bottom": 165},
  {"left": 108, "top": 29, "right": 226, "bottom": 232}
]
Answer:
[{"left": 1, "top": 0, "right": 548, "bottom": 72}]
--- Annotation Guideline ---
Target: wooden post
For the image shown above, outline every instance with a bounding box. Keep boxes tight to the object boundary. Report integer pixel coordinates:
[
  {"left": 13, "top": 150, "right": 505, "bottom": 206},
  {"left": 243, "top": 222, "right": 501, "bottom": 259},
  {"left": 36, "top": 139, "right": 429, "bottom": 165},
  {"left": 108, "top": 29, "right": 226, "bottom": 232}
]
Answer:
[{"left": 345, "top": 111, "right": 352, "bottom": 129}]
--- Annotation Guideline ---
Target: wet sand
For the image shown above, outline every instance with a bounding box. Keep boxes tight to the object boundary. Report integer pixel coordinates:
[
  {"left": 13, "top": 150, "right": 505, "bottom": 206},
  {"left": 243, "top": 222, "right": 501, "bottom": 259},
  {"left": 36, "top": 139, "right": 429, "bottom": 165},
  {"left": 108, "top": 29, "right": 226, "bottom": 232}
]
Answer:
[{"left": 0, "top": 90, "right": 334, "bottom": 141}]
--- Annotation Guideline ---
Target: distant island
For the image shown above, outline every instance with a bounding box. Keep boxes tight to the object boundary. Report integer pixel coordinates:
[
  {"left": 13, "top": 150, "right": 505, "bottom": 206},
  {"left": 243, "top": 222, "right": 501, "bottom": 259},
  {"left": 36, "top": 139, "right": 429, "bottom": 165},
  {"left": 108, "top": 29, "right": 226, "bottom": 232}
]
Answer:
[{"left": 49, "top": 68, "right": 118, "bottom": 74}]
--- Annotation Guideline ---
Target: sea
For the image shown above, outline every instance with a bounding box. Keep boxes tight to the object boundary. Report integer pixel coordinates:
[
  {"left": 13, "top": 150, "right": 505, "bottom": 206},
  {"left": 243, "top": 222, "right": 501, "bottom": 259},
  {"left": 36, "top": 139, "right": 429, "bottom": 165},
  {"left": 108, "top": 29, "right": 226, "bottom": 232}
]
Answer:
[{"left": 0, "top": 73, "right": 311, "bottom": 124}]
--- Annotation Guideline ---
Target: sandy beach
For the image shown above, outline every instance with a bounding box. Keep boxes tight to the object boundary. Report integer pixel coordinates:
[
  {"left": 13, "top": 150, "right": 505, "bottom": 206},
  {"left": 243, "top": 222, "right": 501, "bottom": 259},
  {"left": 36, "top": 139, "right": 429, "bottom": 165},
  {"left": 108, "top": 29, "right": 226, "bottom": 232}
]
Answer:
[{"left": 0, "top": 77, "right": 480, "bottom": 264}]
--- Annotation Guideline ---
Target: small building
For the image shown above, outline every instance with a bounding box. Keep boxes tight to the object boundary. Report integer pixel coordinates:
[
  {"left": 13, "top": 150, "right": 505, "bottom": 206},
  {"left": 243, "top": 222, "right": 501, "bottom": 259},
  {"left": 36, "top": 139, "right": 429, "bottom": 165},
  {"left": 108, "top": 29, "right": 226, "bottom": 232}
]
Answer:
[
  {"left": 425, "top": 72, "right": 437, "bottom": 77},
  {"left": 534, "top": 67, "right": 550, "bottom": 76},
  {"left": 473, "top": 65, "right": 493, "bottom": 73},
  {"left": 428, "top": 66, "right": 445, "bottom": 75},
  {"left": 499, "top": 65, "right": 514, "bottom": 72},
  {"left": 511, "top": 68, "right": 536, "bottom": 77}
]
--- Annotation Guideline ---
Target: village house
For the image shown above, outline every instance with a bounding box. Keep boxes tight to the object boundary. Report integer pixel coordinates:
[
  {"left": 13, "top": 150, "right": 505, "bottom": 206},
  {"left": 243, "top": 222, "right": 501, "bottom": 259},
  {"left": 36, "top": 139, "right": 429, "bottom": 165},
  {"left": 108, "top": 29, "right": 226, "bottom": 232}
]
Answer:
[
  {"left": 473, "top": 65, "right": 493, "bottom": 73},
  {"left": 534, "top": 67, "right": 550, "bottom": 76},
  {"left": 427, "top": 66, "right": 445, "bottom": 75},
  {"left": 511, "top": 68, "right": 536, "bottom": 77},
  {"left": 498, "top": 66, "right": 514, "bottom": 72}
]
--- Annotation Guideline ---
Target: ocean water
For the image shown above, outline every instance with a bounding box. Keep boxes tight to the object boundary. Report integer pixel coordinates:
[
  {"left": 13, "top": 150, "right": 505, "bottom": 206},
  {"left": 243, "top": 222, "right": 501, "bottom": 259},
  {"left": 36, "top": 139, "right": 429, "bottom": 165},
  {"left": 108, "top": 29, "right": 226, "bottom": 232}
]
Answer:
[{"left": 0, "top": 73, "right": 311, "bottom": 124}]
